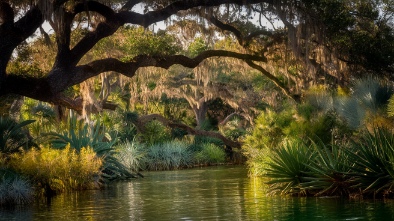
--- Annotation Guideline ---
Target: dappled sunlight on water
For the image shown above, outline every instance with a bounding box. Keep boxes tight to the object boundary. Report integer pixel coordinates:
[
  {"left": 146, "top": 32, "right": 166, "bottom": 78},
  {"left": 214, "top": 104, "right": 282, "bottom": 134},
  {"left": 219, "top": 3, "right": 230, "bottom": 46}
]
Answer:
[{"left": 1, "top": 166, "right": 394, "bottom": 220}]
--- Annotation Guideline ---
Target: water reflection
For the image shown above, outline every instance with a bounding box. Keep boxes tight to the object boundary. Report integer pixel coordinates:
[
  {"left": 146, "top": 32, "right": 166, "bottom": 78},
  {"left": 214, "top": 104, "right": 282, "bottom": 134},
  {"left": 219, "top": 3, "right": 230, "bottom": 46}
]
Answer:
[{"left": 1, "top": 166, "right": 394, "bottom": 220}]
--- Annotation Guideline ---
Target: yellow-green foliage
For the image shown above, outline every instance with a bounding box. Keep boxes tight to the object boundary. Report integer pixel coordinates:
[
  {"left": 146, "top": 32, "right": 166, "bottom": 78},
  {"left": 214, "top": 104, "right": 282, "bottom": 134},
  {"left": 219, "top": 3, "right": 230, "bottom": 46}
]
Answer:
[
  {"left": 10, "top": 144, "right": 102, "bottom": 193},
  {"left": 243, "top": 145, "right": 272, "bottom": 177}
]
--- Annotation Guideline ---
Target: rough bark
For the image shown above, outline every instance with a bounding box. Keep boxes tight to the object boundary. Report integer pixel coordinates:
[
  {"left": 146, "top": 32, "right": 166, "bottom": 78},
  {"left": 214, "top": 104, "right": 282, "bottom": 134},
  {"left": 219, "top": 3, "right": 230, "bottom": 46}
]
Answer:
[{"left": 0, "top": 0, "right": 274, "bottom": 110}]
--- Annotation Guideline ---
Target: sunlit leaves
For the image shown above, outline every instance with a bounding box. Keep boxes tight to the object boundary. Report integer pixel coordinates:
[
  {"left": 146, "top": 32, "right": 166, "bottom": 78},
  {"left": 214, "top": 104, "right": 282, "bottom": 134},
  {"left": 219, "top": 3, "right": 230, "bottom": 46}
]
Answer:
[{"left": 188, "top": 37, "right": 209, "bottom": 57}]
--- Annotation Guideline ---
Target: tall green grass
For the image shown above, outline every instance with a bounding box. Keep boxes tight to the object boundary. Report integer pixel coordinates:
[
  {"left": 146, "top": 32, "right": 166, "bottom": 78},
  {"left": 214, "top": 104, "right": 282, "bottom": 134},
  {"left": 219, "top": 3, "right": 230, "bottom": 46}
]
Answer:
[
  {"left": 145, "top": 140, "right": 193, "bottom": 170},
  {"left": 115, "top": 140, "right": 146, "bottom": 173}
]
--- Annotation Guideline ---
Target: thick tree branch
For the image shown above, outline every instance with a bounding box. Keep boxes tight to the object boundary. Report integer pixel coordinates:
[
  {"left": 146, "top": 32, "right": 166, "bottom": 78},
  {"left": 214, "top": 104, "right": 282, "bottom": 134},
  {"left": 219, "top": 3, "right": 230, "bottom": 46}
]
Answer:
[
  {"left": 245, "top": 60, "right": 300, "bottom": 102},
  {"left": 204, "top": 13, "right": 271, "bottom": 47},
  {"left": 121, "top": 0, "right": 143, "bottom": 11},
  {"left": 70, "top": 1, "right": 122, "bottom": 66},
  {"left": 68, "top": 50, "right": 267, "bottom": 87},
  {"left": 1, "top": 0, "right": 277, "bottom": 110},
  {"left": 1, "top": 49, "right": 267, "bottom": 111},
  {"left": 118, "top": 0, "right": 273, "bottom": 27}
]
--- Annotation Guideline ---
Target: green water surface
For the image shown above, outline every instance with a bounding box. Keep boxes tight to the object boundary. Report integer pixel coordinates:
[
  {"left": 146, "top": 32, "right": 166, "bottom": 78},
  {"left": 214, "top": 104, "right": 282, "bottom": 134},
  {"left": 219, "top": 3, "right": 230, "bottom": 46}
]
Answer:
[{"left": 1, "top": 166, "right": 394, "bottom": 220}]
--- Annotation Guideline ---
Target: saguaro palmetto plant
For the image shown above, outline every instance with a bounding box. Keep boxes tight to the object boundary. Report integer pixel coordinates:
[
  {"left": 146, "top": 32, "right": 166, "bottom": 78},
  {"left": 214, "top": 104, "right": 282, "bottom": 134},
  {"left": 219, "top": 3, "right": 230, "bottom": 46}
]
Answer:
[
  {"left": 346, "top": 128, "right": 394, "bottom": 196},
  {"left": 0, "top": 117, "right": 35, "bottom": 155},
  {"left": 266, "top": 140, "right": 316, "bottom": 195},
  {"left": 302, "top": 141, "right": 353, "bottom": 196}
]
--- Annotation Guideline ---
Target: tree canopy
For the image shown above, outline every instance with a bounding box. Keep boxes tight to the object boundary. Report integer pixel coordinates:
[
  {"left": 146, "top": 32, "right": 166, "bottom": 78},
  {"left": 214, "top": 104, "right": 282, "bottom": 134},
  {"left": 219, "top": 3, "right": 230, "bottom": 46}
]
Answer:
[{"left": 1, "top": 0, "right": 393, "bottom": 111}]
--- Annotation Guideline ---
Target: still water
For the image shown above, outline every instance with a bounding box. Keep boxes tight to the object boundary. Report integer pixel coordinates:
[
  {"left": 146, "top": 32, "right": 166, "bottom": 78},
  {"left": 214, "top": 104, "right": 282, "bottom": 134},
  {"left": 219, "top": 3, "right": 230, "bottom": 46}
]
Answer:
[{"left": 1, "top": 166, "right": 394, "bottom": 220}]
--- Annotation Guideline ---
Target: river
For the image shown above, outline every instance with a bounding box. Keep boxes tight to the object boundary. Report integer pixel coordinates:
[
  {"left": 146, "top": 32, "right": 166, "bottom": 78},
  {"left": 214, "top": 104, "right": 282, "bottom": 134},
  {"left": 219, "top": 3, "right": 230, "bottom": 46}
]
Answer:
[{"left": 1, "top": 166, "right": 394, "bottom": 220}]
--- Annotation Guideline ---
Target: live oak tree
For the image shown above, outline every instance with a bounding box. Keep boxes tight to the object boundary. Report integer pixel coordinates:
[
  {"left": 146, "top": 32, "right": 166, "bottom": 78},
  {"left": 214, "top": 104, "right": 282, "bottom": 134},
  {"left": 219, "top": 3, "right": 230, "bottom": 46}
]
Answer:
[
  {"left": 0, "top": 0, "right": 275, "bottom": 111},
  {"left": 1, "top": 0, "right": 393, "bottom": 112}
]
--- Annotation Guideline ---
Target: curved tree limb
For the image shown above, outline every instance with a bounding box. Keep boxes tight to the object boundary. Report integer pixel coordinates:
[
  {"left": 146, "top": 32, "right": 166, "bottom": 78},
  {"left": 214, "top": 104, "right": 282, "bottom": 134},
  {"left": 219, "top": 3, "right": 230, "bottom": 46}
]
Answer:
[
  {"left": 245, "top": 60, "right": 300, "bottom": 102},
  {"left": 2, "top": 50, "right": 267, "bottom": 110},
  {"left": 1, "top": 0, "right": 276, "bottom": 109}
]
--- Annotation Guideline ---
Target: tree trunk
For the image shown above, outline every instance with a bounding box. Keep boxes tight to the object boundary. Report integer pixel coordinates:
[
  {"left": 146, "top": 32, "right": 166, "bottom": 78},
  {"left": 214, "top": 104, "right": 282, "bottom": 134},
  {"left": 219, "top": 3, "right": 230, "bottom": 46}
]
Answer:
[{"left": 193, "top": 101, "right": 208, "bottom": 128}]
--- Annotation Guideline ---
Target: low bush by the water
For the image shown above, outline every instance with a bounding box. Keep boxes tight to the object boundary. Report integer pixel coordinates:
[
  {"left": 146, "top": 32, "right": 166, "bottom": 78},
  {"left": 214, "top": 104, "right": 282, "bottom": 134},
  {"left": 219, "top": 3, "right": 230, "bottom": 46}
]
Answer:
[
  {"left": 10, "top": 145, "right": 102, "bottom": 193},
  {"left": 261, "top": 128, "right": 394, "bottom": 198},
  {"left": 145, "top": 140, "right": 193, "bottom": 170},
  {"left": 47, "top": 116, "right": 135, "bottom": 182},
  {"left": 194, "top": 143, "right": 226, "bottom": 165},
  {"left": 0, "top": 168, "right": 33, "bottom": 205},
  {"left": 303, "top": 142, "right": 353, "bottom": 197},
  {"left": 243, "top": 144, "right": 272, "bottom": 177},
  {"left": 266, "top": 140, "right": 315, "bottom": 196},
  {"left": 346, "top": 129, "right": 394, "bottom": 197},
  {"left": 115, "top": 140, "right": 146, "bottom": 173},
  {"left": 0, "top": 176, "right": 33, "bottom": 205}
]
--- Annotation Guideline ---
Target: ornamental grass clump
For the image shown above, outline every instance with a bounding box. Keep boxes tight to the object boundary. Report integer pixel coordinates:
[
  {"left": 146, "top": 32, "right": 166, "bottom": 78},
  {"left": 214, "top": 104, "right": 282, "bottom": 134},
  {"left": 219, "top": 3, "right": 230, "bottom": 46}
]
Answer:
[
  {"left": 115, "top": 140, "right": 146, "bottom": 173},
  {"left": 47, "top": 114, "right": 135, "bottom": 182},
  {"left": 145, "top": 140, "right": 193, "bottom": 170},
  {"left": 0, "top": 168, "right": 33, "bottom": 205},
  {"left": 10, "top": 145, "right": 102, "bottom": 194}
]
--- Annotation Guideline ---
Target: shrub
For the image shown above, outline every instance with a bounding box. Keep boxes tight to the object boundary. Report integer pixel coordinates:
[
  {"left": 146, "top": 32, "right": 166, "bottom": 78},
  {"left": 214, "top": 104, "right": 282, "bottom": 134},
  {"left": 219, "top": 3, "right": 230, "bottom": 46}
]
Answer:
[
  {"left": 302, "top": 141, "right": 353, "bottom": 196},
  {"left": 137, "top": 120, "right": 171, "bottom": 146},
  {"left": 0, "top": 117, "right": 35, "bottom": 155},
  {"left": 10, "top": 145, "right": 102, "bottom": 193},
  {"left": 47, "top": 115, "right": 135, "bottom": 182},
  {"left": 115, "top": 140, "right": 146, "bottom": 173},
  {"left": 266, "top": 140, "right": 315, "bottom": 196},
  {"left": 242, "top": 145, "right": 272, "bottom": 177},
  {"left": 194, "top": 143, "right": 226, "bottom": 165},
  {"left": 346, "top": 128, "right": 394, "bottom": 196},
  {"left": 0, "top": 175, "right": 33, "bottom": 205}
]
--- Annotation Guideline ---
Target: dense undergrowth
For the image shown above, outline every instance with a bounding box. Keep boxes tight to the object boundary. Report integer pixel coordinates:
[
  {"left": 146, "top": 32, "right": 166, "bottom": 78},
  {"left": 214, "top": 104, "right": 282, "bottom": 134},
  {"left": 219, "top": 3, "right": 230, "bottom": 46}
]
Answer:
[
  {"left": 243, "top": 79, "right": 394, "bottom": 199},
  {"left": 246, "top": 128, "right": 394, "bottom": 199},
  {"left": 3, "top": 77, "right": 394, "bottom": 206},
  {"left": 0, "top": 112, "right": 229, "bottom": 205}
]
